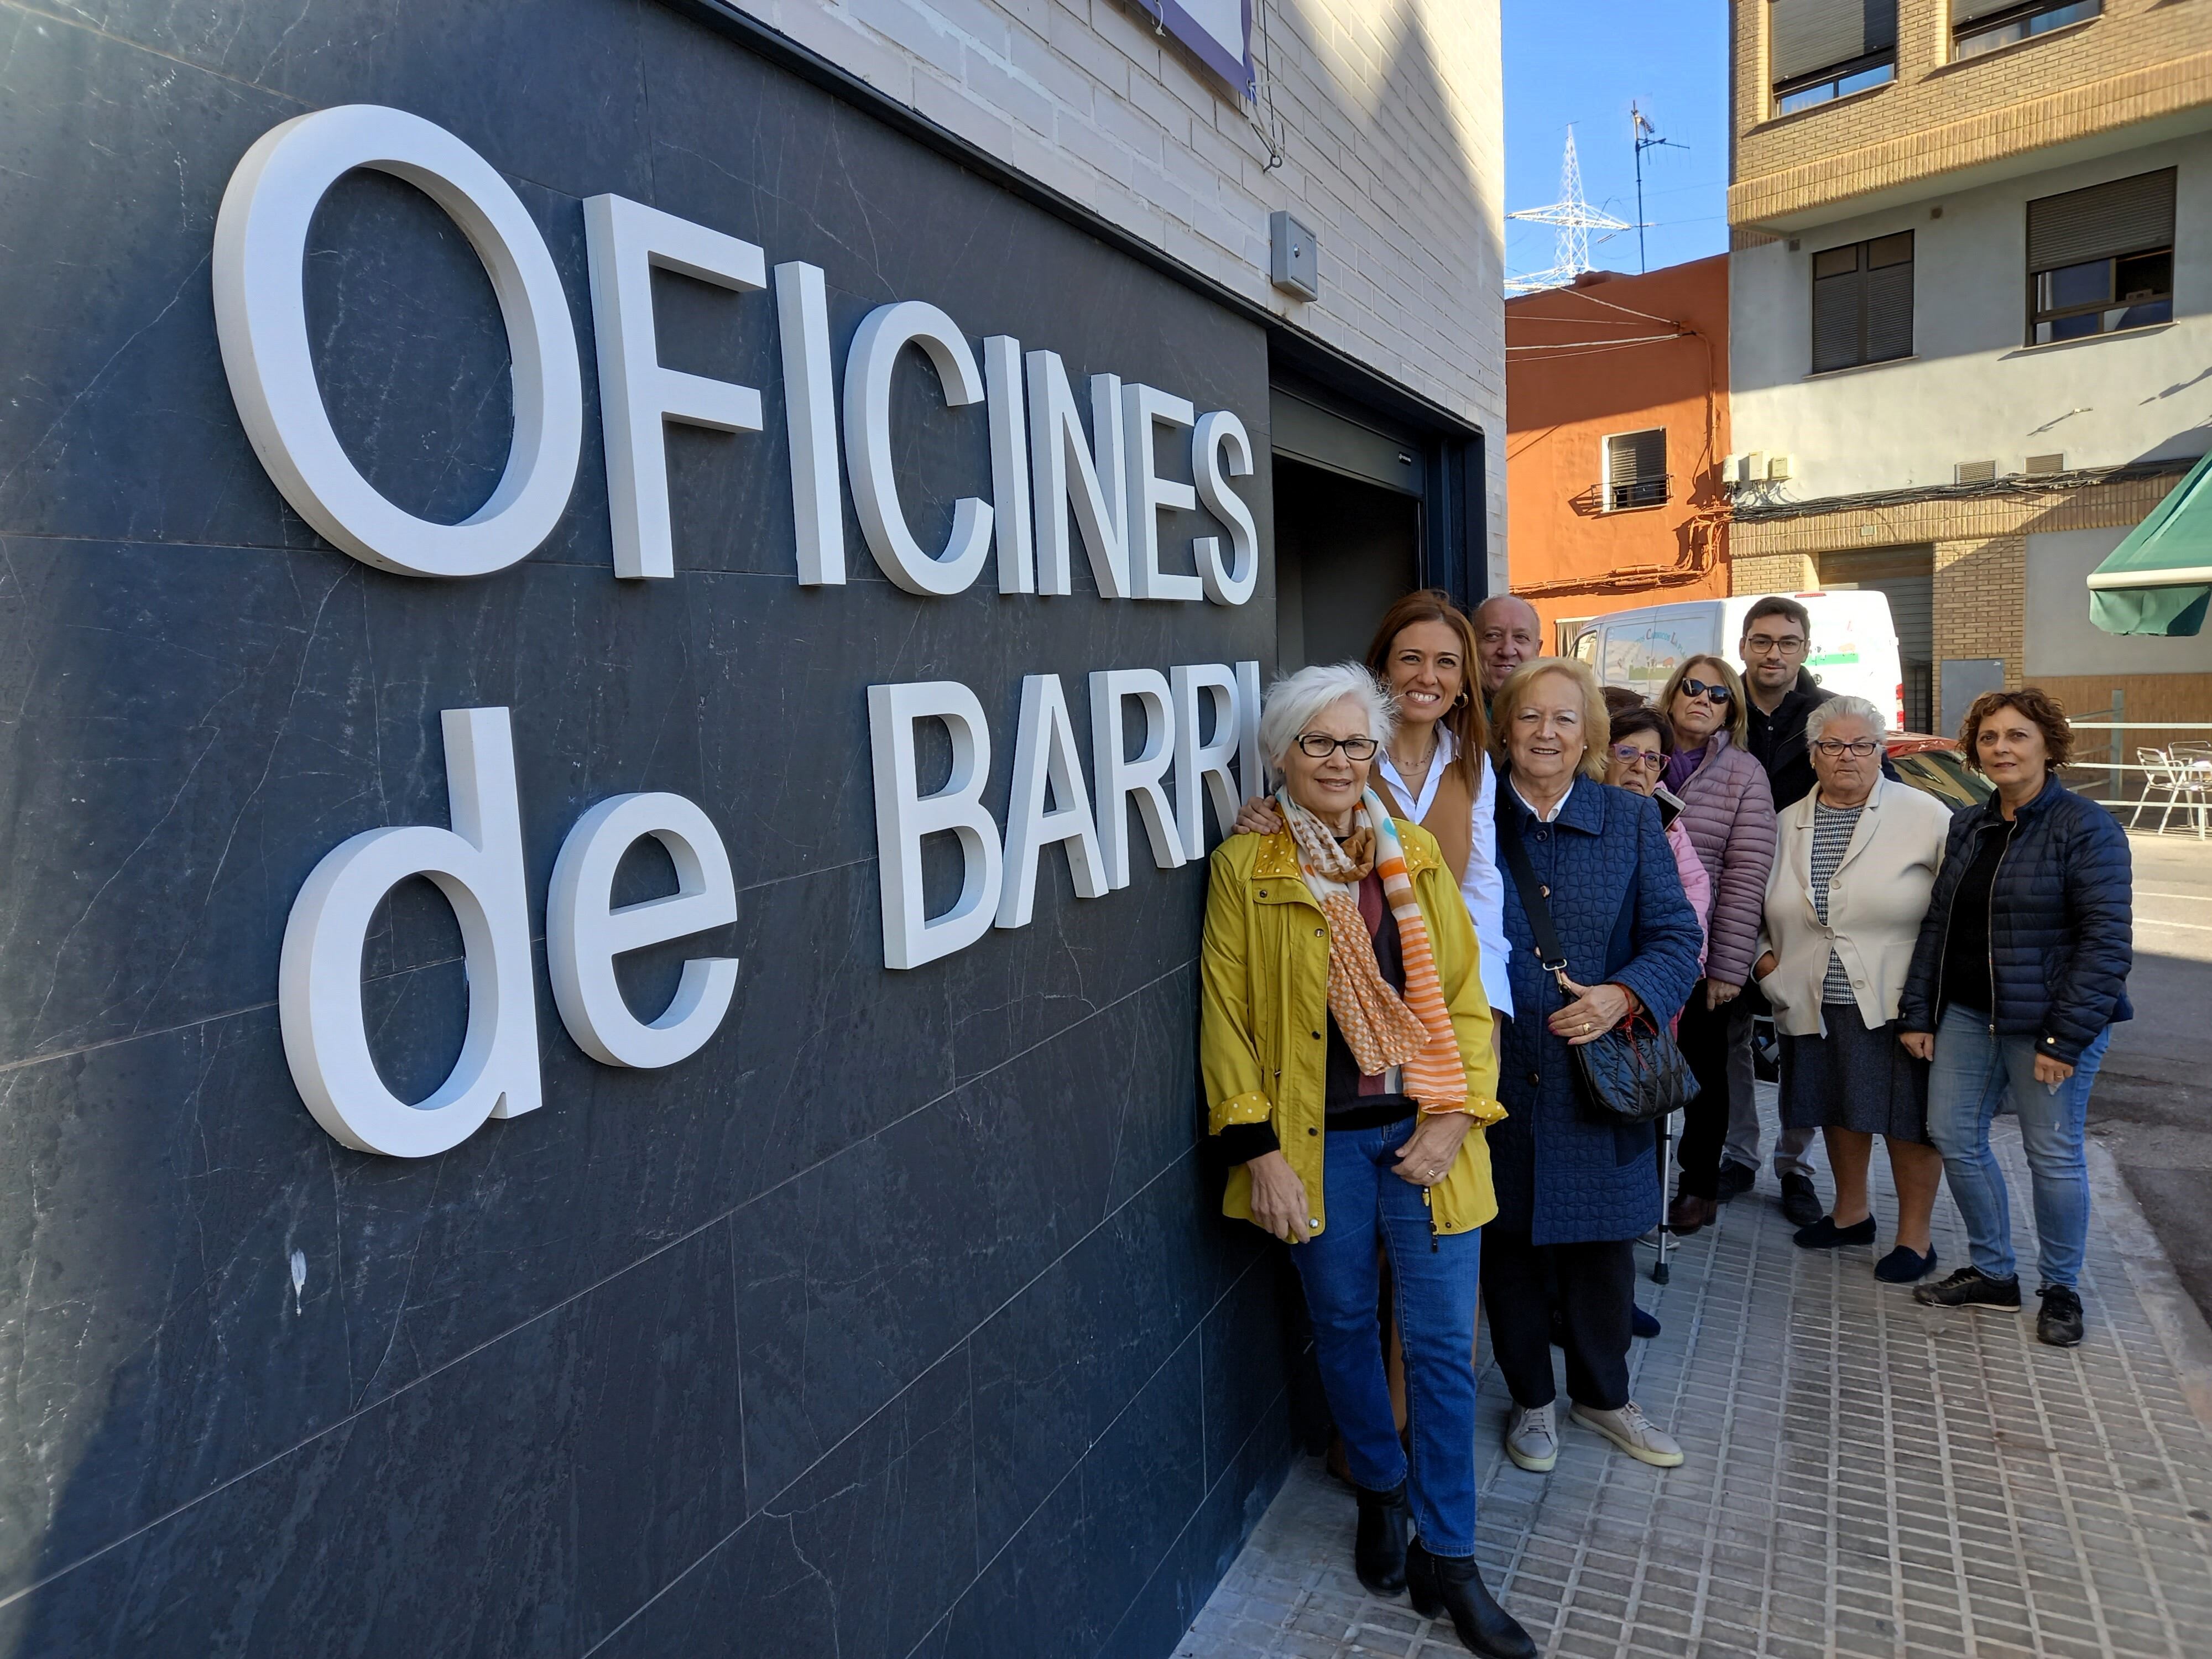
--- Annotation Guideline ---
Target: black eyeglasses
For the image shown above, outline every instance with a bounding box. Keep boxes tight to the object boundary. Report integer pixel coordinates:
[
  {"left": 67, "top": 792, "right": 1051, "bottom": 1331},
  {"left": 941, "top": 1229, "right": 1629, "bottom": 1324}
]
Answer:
[
  {"left": 1812, "top": 738, "right": 1879, "bottom": 758},
  {"left": 1679, "top": 679, "right": 1733, "bottom": 704},
  {"left": 1296, "top": 733, "right": 1379, "bottom": 760}
]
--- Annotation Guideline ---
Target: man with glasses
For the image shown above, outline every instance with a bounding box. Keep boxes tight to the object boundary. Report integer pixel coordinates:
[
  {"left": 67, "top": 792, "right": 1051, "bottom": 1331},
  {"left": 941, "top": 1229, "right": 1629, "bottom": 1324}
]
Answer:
[{"left": 1728, "top": 596, "right": 1828, "bottom": 1219}]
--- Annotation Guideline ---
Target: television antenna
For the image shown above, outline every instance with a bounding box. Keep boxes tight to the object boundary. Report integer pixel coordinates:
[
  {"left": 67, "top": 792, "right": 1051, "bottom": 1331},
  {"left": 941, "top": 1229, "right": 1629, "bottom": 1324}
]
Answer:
[
  {"left": 1631, "top": 102, "right": 1688, "bottom": 273},
  {"left": 1506, "top": 127, "right": 1630, "bottom": 294}
]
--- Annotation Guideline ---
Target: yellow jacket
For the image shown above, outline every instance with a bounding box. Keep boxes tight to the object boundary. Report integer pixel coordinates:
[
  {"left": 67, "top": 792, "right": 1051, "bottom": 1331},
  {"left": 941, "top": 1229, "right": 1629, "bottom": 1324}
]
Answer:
[{"left": 1199, "top": 822, "right": 1502, "bottom": 1239}]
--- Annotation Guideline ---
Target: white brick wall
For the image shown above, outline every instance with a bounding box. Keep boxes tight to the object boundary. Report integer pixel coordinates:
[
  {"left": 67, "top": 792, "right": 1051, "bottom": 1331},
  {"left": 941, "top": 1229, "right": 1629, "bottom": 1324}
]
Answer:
[{"left": 727, "top": 0, "right": 1508, "bottom": 586}]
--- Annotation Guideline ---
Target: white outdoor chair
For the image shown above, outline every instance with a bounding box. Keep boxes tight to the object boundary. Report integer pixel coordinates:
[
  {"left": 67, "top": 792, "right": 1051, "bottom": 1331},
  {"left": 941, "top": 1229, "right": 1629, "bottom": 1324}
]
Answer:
[{"left": 2130, "top": 749, "right": 2176, "bottom": 830}]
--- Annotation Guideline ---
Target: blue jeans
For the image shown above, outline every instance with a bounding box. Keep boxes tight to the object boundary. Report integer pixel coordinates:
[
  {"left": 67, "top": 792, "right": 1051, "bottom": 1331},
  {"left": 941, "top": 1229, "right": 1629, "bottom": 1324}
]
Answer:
[
  {"left": 1926, "top": 1004, "right": 2112, "bottom": 1290},
  {"left": 1289, "top": 1123, "right": 1481, "bottom": 1557}
]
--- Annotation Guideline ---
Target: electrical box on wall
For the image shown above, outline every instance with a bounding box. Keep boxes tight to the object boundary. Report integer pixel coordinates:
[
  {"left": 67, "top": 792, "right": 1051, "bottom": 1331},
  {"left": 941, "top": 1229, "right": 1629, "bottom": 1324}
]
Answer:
[
  {"left": 1270, "top": 211, "right": 1318, "bottom": 300},
  {"left": 1766, "top": 453, "right": 1793, "bottom": 481}
]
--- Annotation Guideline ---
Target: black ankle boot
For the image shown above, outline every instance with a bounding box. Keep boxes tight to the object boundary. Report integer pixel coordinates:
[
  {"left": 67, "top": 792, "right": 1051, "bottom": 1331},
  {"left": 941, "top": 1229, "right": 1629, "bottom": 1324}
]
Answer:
[
  {"left": 1351, "top": 1481, "right": 1411, "bottom": 1595},
  {"left": 1406, "top": 1539, "right": 1536, "bottom": 1658}
]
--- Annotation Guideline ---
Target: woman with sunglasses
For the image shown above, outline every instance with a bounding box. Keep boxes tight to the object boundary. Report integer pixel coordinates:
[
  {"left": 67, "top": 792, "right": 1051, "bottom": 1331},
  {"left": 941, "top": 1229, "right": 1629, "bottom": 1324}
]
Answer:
[{"left": 1653, "top": 656, "right": 1778, "bottom": 1237}]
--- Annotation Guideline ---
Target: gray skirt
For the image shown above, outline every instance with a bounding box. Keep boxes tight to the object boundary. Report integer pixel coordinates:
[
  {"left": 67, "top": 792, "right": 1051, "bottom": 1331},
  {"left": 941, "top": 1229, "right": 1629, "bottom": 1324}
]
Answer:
[{"left": 1777, "top": 1000, "right": 1931, "bottom": 1144}]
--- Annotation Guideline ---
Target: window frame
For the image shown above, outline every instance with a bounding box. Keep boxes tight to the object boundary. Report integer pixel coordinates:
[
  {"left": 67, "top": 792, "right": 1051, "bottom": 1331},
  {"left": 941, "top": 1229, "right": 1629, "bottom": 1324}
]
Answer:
[
  {"left": 1808, "top": 230, "right": 1916, "bottom": 375},
  {"left": 2026, "top": 247, "right": 2173, "bottom": 345},
  {"left": 1773, "top": 54, "right": 1896, "bottom": 117},
  {"left": 1601, "top": 427, "right": 1669, "bottom": 513},
  {"left": 1952, "top": 0, "right": 2101, "bottom": 62}
]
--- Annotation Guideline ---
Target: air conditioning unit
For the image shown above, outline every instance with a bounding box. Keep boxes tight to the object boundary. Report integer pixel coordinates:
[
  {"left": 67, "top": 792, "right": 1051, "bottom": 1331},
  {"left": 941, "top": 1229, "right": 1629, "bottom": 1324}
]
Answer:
[{"left": 1766, "top": 453, "right": 1794, "bottom": 481}]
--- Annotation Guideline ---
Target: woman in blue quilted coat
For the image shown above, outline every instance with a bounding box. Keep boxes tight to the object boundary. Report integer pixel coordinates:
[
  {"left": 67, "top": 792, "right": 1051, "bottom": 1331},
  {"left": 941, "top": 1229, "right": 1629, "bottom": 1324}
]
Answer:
[
  {"left": 1483, "top": 659, "right": 1704, "bottom": 1475},
  {"left": 1899, "top": 688, "right": 2132, "bottom": 1348}
]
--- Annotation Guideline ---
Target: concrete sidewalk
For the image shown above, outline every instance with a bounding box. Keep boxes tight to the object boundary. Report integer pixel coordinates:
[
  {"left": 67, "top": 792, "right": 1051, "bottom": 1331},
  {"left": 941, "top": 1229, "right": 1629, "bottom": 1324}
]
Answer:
[{"left": 1177, "top": 1115, "right": 2212, "bottom": 1659}]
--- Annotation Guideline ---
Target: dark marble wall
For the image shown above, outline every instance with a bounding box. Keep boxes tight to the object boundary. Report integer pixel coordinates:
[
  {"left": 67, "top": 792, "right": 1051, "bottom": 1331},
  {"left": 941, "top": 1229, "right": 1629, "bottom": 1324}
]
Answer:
[{"left": 0, "top": 2, "right": 1297, "bottom": 1652}]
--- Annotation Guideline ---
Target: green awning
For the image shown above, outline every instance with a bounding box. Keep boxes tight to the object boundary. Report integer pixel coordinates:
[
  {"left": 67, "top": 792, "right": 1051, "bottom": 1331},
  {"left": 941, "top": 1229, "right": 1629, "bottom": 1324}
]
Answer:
[{"left": 2089, "top": 452, "right": 2212, "bottom": 636}]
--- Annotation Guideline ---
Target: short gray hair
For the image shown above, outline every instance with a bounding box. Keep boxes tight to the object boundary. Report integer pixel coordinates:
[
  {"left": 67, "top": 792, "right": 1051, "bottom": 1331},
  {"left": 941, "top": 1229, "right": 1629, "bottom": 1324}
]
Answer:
[
  {"left": 1804, "top": 695, "right": 1887, "bottom": 744},
  {"left": 1257, "top": 662, "right": 1397, "bottom": 768}
]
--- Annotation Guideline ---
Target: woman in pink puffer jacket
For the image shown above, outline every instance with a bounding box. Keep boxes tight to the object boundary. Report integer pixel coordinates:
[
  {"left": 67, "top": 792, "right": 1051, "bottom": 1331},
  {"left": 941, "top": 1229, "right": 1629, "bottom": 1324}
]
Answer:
[{"left": 1653, "top": 656, "right": 1778, "bottom": 1234}]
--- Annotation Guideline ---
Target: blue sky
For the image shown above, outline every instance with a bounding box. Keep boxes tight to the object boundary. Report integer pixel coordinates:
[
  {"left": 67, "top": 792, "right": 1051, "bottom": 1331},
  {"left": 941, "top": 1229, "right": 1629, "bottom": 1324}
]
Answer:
[{"left": 1503, "top": 1, "right": 1730, "bottom": 283}]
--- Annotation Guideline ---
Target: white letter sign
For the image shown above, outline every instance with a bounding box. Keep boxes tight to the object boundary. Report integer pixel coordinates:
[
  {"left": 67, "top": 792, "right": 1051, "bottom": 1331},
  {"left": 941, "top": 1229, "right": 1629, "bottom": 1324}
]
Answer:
[
  {"left": 548, "top": 793, "right": 740, "bottom": 1068},
  {"left": 1088, "top": 668, "right": 1185, "bottom": 889},
  {"left": 212, "top": 105, "right": 583, "bottom": 579},
  {"left": 1124, "top": 384, "right": 1202, "bottom": 602},
  {"left": 997, "top": 674, "right": 1109, "bottom": 928},
  {"left": 279, "top": 708, "right": 540, "bottom": 1157},
  {"left": 868, "top": 681, "right": 1005, "bottom": 969},
  {"left": 584, "top": 194, "right": 766, "bottom": 581},
  {"left": 846, "top": 301, "right": 994, "bottom": 596}
]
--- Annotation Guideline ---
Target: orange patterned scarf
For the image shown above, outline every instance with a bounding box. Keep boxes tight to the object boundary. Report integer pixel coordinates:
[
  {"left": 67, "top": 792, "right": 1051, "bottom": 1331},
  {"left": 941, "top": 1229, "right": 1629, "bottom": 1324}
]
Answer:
[{"left": 1281, "top": 789, "right": 1470, "bottom": 1115}]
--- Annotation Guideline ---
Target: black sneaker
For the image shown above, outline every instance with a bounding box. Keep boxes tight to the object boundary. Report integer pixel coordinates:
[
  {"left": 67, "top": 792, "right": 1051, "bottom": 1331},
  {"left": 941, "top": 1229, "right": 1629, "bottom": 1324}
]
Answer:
[
  {"left": 1715, "top": 1159, "right": 1757, "bottom": 1203},
  {"left": 1779, "top": 1172, "right": 1823, "bottom": 1229},
  {"left": 1913, "top": 1266, "right": 2022, "bottom": 1310},
  {"left": 2037, "top": 1285, "right": 2085, "bottom": 1347}
]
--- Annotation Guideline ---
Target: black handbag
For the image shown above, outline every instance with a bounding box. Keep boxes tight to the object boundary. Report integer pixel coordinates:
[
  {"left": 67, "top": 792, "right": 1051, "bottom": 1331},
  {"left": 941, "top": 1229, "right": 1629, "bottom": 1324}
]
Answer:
[{"left": 1497, "top": 811, "right": 1699, "bottom": 1126}]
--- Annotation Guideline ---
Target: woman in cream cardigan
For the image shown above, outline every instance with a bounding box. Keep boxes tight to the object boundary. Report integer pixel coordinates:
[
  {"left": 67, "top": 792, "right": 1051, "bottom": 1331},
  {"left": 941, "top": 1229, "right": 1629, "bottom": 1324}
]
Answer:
[{"left": 1751, "top": 696, "right": 1955, "bottom": 1282}]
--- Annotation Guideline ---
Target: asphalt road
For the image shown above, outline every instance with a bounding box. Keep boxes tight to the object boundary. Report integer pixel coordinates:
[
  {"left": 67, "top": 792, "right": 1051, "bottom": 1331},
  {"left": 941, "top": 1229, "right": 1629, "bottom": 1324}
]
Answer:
[{"left": 2095, "top": 830, "right": 2212, "bottom": 1326}]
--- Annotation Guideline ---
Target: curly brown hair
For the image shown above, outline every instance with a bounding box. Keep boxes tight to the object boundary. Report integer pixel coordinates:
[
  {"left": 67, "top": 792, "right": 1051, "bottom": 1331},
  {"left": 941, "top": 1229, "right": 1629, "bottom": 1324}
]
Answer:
[{"left": 1958, "top": 686, "right": 2073, "bottom": 772}]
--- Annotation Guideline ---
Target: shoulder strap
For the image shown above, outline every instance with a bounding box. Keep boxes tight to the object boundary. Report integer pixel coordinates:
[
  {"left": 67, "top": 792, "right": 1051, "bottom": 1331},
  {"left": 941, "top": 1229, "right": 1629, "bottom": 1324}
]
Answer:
[{"left": 1495, "top": 808, "right": 1569, "bottom": 974}]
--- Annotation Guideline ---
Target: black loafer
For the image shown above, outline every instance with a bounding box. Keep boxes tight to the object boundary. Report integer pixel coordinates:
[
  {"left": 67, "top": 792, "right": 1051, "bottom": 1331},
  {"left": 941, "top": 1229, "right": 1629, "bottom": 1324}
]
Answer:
[
  {"left": 1913, "top": 1266, "right": 2022, "bottom": 1309},
  {"left": 1779, "top": 1171, "right": 1823, "bottom": 1229},
  {"left": 1715, "top": 1160, "right": 1757, "bottom": 1203},
  {"left": 1793, "top": 1213, "right": 1877, "bottom": 1250},
  {"left": 2037, "top": 1285, "right": 2085, "bottom": 1347},
  {"left": 1875, "top": 1245, "right": 1938, "bottom": 1283},
  {"left": 1352, "top": 1481, "right": 1411, "bottom": 1595}
]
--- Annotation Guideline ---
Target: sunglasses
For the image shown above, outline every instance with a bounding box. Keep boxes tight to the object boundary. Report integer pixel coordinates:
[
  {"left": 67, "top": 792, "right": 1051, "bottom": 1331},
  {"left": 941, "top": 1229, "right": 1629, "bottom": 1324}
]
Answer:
[{"left": 1679, "top": 679, "right": 1733, "bottom": 704}]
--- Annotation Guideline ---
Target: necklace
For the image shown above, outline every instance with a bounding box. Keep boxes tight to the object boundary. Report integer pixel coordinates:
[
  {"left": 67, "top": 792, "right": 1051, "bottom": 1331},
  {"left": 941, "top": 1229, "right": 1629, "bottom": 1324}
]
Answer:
[{"left": 1389, "top": 730, "right": 1439, "bottom": 795}]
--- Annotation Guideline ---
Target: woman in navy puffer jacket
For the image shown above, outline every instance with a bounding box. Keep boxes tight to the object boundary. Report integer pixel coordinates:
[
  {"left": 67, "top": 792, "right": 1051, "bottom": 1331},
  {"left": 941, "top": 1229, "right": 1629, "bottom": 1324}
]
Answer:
[
  {"left": 1898, "top": 689, "right": 2132, "bottom": 1348},
  {"left": 1486, "top": 660, "right": 1703, "bottom": 1478}
]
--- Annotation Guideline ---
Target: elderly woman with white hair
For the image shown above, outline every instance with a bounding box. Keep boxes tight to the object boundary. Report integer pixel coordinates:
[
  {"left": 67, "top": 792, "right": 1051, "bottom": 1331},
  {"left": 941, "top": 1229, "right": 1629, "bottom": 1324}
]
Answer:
[
  {"left": 1751, "top": 695, "right": 1954, "bottom": 1282},
  {"left": 1201, "top": 662, "right": 1531, "bottom": 1659}
]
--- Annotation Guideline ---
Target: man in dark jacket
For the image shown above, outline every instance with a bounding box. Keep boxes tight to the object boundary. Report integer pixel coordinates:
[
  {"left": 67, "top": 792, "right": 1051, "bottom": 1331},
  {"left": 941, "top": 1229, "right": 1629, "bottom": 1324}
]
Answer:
[
  {"left": 1740, "top": 596, "right": 1829, "bottom": 811},
  {"left": 1723, "top": 596, "right": 1825, "bottom": 1222}
]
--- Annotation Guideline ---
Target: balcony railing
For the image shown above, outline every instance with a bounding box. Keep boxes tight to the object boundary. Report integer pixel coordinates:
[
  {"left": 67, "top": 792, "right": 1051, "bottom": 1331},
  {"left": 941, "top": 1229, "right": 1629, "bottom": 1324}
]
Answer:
[{"left": 1606, "top": 475, "right": 1670, "bottom": 512}]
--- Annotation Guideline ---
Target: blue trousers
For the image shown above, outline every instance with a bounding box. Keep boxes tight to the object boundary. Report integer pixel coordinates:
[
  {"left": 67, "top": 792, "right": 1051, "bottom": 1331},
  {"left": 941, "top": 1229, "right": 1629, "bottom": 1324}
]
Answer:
[
  {"left": 1289, "top": 1123, "right": 1481, "bottom": 1557},
  {"left": 1926, "top": 1004, "right": 2112, "bottom": 1290}
]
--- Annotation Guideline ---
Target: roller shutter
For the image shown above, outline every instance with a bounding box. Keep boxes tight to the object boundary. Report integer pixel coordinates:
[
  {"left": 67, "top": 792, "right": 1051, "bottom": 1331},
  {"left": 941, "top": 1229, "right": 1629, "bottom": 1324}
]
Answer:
[
  {"left": 2027, "top": 169, "right": 2176, "bottom": 273},
  {"left": 1771, "top": 0, "right": 1898, "bottom": 84},
  {"left": 1605, "top": 429, "right": 1667, "bottom": 509}
]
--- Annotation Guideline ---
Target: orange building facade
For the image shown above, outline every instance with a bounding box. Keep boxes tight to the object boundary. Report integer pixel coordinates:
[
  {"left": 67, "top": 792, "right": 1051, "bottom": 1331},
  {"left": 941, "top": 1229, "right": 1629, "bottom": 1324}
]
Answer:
[{"left": 1505, "top": 255, "right": 1731, "bottom": 648}]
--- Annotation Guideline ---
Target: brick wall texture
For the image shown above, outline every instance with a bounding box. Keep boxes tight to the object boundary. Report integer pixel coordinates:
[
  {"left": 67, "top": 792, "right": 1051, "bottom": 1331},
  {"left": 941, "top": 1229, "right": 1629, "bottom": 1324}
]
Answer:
[
  {"left": 1729, "top": 0, "right": 2212, "bottom": 228},
  {"left": 724, "top": 0, "right": 1509, "bottom": 573},
  {"left": 1730, "top": 474, "right": 2205, "bottom": 702}
]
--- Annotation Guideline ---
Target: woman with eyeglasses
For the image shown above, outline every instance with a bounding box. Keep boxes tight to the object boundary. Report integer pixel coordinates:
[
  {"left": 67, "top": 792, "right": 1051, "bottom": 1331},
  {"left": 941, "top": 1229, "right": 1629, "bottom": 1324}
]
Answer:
[
  {"left": 1200, "top": 664, "right": 1533, "bottom": 1658},
  {"left": 1653, "top": 655, "right": 1779, "bottom": 1237},
  {"left": 1749, "top": 697, "right": 1953, "bottom": 1281},
  {"left": 1604, "top": 707, "right": 1712, "bottom": 969},
  {"left": 1485, "top": 660, "right": 1702, "bottom": 1478},
  {"left": 1237, "top": 591, "right": 1511, "bottom": 1034}
]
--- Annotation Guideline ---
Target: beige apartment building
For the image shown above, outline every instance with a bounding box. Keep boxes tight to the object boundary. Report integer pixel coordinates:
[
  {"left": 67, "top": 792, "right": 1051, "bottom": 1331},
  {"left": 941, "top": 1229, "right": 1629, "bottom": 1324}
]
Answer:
[{"left": 1725, "top": 0, "right": 2212, "bottom": 734}]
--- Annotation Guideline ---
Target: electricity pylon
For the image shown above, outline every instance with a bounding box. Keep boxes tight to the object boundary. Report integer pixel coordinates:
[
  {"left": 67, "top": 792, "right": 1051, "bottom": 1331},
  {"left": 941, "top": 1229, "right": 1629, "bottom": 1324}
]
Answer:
[{"left": 1506, "top": 127, "right": 1630, "bottom": 294}]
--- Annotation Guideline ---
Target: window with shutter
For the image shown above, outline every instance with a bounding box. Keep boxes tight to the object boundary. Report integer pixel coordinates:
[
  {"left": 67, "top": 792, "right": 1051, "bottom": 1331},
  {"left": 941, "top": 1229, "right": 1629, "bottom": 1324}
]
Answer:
[
  {"left": 1809, "top": 232, "right": 1913, "bottom": 373},
  {"left": 1771, "top": 0, "right": 1898, "bottom": 114},
  {"left": 1604, "top": 429, "right": 1667, "bottom": 511},
  {"left": 1954, "top": 1, "right": 2100, "bottom": 60},
  {"left": 2026, "top": 169, "right": 2174, "bottom": 344}
]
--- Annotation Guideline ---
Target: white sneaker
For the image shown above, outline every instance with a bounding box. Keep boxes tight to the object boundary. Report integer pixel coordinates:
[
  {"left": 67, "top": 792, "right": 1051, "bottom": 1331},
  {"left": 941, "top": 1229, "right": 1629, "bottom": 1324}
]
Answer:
[
  {"left": 1570, "top": 1401, "right": 1684, "bottom": 1468},
  {"left": 1504, "top": 1402, "right": 1557, "bottom": 1472}
]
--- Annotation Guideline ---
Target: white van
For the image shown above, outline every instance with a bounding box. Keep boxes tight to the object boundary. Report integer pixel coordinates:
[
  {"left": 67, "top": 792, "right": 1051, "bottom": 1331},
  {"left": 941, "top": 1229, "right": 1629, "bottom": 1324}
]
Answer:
[{"left": 1562, "top": 593, "right": 1907, "bottom": 732}]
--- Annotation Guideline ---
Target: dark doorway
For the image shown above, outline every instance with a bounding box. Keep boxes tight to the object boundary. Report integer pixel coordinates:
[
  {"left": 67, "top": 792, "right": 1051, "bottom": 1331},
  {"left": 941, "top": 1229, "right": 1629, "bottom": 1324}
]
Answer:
[{"left": 1272, "top": 456, "right": 1421, "bottom": 671}]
